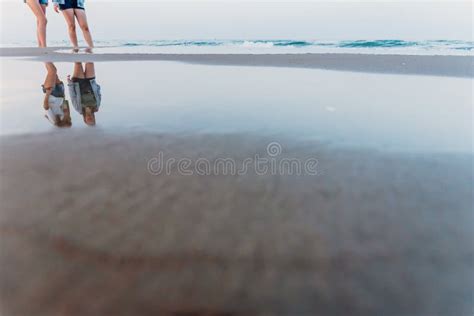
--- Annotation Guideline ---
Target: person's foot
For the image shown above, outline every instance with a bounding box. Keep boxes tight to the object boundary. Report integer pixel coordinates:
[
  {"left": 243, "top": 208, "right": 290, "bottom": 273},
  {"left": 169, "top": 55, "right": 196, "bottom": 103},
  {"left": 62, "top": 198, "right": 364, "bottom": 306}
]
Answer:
[
  {"left": 72, "top": 47, "right": 80, "bottom": 53},
  {"left": 85, "top": 47, "right": 93, "bottom": 54}
]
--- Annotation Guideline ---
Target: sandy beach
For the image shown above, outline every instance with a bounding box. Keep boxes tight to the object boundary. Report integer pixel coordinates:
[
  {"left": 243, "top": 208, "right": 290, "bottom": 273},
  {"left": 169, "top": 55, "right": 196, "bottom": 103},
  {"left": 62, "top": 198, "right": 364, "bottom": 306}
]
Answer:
[
  {"left": 0, "top": 130, "right": 472, "bottom": 315},
  {"left": 0, "top": 48, "right": 473, "bottom": 315},
  {"left": 2, "top": 0, "right": 473, "bottom": 313},
  {"left": 1, "top": 47, "right": 473, "bottom": 77}
]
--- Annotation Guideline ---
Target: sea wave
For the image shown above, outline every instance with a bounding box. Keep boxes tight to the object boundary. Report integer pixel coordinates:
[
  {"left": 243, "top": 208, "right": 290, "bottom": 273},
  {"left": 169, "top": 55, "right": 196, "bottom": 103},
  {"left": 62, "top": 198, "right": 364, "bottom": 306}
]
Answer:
[
  {"left": 103, "top": 39, "right": 474, "bottom": 55},
  {"left": 338, "top": 40, "right": 418, "bottom": 48},
  {"left": 111, "top": 39, "right": 473, "bottom": 51},
  {"left": 4, "top": 39, "right": 472, "bottom": 55}
]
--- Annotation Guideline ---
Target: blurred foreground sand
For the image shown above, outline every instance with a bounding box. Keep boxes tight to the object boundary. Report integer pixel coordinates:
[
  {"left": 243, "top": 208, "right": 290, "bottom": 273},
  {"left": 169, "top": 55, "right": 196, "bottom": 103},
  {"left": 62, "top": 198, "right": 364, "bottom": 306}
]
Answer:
[{"left": 0, "top": 131, "right": 472, "bottom": 315}]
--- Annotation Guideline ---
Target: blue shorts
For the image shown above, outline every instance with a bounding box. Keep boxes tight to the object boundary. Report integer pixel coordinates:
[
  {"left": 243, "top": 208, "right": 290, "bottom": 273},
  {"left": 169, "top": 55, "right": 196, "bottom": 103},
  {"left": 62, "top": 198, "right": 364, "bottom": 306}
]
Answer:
[{"left": 24, "top": 0, "right": 48, "bottom": 4}]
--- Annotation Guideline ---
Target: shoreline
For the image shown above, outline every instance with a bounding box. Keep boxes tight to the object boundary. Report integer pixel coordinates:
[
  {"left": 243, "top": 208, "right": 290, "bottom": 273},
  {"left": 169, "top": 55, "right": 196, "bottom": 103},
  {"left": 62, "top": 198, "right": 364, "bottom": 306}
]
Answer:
[{"left": 1, "top": 47, "right": 473, "bottom": 77}]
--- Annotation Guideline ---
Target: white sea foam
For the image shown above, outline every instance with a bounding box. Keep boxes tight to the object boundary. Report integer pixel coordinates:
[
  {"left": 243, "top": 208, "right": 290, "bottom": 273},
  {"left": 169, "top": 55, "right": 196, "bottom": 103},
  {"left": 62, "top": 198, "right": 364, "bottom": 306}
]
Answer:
[{"left": 5, "top": 39, "right": 472, "bottom": 56}]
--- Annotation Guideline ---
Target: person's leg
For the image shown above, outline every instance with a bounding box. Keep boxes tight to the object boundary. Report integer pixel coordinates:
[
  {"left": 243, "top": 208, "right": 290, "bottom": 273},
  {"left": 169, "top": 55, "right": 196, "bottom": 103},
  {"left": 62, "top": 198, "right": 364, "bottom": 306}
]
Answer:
[
  {"left": 43, "top": 63, "right": 57, "bottom": 88},
  {"left": 44, "top": 62, "right": 56, "bottom": 73},
  {"left": 43, "top": 62, "right": 57, "bottom": 110},
  {"left": 26, "top": 0, "right": 47, "bottom": 47},
  {"left": 84, "top": 63, "right": 95, "bottom": 79},
  {"left": 61, "top": 9, "right": 79, "bottom": 48},
  {"left": 45, "top": 62, "right": 62, "bottom": 85},
  {"left": 72, "top": 62, "right": 85, "bottom": 79},
  {"left": 74, "top": 9, "right": 94, "bottom": 48}
]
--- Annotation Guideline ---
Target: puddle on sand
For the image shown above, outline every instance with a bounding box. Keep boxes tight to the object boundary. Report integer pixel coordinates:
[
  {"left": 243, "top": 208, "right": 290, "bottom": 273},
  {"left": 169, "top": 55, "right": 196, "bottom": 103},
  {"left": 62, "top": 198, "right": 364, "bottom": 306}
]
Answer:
[{"left": 0, "top": 59, "right": 472, "bottom": 153}]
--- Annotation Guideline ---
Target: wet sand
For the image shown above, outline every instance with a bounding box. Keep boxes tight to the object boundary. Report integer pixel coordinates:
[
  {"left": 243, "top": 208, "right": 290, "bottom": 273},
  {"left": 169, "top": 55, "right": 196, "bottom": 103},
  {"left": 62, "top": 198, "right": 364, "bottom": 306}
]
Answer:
[
  {"left": 1, "top": 47, "right": 473, "bottom": 77},
  {"left": 0, "top": 52, "right": 473, "bottom": 315},
  {"left": 0, "top": 131, "right": 472, "bottom": 315}
]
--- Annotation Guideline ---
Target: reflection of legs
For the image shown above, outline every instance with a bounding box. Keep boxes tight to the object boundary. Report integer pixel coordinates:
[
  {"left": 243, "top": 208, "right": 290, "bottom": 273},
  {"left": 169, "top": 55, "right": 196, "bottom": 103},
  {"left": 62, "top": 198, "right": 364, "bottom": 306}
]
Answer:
[
  {"left": 43, "top": 63, "right": 57, "bottom": 88},
  {"left": 26, "top": 0, "right": 47, "bottom": 47},
  {"left": 75, "top": 9, "right": 93, "bottom": 48},
  {"left": 62, "top": 9, "right": 78, "bottom": 48},
  {"left": 72, "top": 63, "right": 85, "bottom": 79},
  {"left": 45, "top": 62, "right": 62, "bottom": 85},
  {"left": 84, "top": 63, "right": 95, "bottom": 78},
  {"left": 83, "top": 62, "right": 97, "bottom": 126},
  {"left": 45, "top": 62, "right": 57, "bottom": 73}
]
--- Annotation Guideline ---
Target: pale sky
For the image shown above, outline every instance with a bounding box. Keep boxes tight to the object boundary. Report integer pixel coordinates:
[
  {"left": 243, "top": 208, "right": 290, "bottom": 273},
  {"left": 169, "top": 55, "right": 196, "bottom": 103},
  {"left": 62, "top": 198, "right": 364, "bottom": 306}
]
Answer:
[{"left": 0, "top": 1, "right": 472, "bottom": 44}]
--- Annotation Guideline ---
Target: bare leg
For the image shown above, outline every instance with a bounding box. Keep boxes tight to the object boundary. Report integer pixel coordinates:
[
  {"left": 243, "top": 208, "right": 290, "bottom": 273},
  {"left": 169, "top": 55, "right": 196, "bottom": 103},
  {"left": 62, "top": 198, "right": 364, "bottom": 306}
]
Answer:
[
  {"left": 62, "top": 9, "right": 78, "bottom": 48},
  {"left": 44, "top": 62, "right": 57, "bottom": 73},
  {"left": 43, "top": 62, "right": 57, "bottom": 110},
  {"left": 74, "top": 9, "right": 94, "bottom": 48},
  {"left": 72, "top": 63, "right": 85, "bottom": 79},
  {"left": 26, "top": 0, "right": 47, "bottom": 47},
  {"left": 43, "top": 63, "right": 57, "bottom": 88},
  {"left": 84, "top": 63, "right": 95, "bottom": 78},
  {"left": 39, "top": 4, "right": 47, "bottom": 46},
  {"left": 84, "top": 62, "right": 97, "bottom": 125}
]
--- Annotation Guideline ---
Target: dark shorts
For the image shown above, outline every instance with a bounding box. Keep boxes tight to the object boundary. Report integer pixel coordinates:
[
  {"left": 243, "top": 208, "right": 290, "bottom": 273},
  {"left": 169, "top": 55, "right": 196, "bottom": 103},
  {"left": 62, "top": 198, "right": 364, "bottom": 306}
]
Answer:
[
  {"left": 72, "top": 77, "right": 97, "bottom": 107},
  {"left": 72, "top": 77, "right": 95, "bottom": 93},
  {"left": 59, "top": 0, "right": 84, "bottom": 10}
]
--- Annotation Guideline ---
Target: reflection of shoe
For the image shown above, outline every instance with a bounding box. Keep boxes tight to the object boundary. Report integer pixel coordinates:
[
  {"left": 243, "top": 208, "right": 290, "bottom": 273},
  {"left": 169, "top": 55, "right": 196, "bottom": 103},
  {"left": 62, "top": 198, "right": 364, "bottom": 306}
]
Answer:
[
  {"left": 85, "top": 47, "right": 93, "bottom": 54},
  {"left": 72, "top": 47, "right": 79, "bottom": 53}
]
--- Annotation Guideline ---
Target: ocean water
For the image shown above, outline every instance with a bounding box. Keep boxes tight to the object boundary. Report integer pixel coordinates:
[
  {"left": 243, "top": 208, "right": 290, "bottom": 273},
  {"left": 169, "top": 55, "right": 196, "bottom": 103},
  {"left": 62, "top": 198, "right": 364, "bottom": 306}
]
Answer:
[
  {"left": 3, "top": 39, "right": 473, "bottom": 56},
  {"left": 63, "top": 39, "right": 474, "bottom": 55}
]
